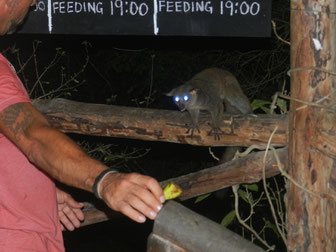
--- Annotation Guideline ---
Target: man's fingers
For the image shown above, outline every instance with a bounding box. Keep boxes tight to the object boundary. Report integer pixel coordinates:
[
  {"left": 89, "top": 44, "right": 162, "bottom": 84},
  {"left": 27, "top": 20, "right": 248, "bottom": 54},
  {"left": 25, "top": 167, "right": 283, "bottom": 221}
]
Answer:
[
  {"left": 139, "top": 176, "right": 165, "bottom": 204},
  {"left": 126, "top": 173, "right": 165, "bottom": 204},
  {"left": 65, "top": 194, "right": 84, "bottom": 209},
  {"left": 119, "top": 203, "right": 147, "bottom": 223},
  {"left": 72, "top": 208, "right": 85, "bottom": 221},
  {"left": 58, "top": 209, "right": 75, "bottom": 231},
  {"left": 58, "top": 204, "right": 83, "bottom": 231},
  {"left": 127, "top": 194, "right": 160, "bottom": 220},
  {"left": 62, "top": 205, "right": 82, "bottom": 228},
  {"left": 132, "top": 187, "right": 162, "bottom": 215}
]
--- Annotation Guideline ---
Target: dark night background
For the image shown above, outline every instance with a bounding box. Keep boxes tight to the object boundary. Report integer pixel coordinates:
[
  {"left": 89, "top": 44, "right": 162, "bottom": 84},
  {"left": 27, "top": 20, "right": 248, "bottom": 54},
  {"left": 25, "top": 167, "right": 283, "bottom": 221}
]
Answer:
[{"left": 0, "top": 0, "right": 289, "bottom": 251}]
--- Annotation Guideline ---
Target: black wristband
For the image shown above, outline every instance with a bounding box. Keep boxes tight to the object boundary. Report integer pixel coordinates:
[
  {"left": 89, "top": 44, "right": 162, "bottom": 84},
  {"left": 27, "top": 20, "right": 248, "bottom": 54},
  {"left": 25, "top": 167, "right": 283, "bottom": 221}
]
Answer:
[{"left": 93, "top": 168, "right": 118, "bottom": 199}]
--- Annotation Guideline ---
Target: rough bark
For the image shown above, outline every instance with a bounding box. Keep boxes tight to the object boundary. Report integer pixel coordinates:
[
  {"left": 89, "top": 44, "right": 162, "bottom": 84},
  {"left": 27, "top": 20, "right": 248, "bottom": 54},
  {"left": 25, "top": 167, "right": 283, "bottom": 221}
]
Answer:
[
  {"left": 288, "top": 0, "right": 336, "bottom": 251},
  {"left": 33, "top": 98, "right": 287, "bottom": 147},
  {"left": 312, "top": 111, "right": 336, "bottom": 159}
]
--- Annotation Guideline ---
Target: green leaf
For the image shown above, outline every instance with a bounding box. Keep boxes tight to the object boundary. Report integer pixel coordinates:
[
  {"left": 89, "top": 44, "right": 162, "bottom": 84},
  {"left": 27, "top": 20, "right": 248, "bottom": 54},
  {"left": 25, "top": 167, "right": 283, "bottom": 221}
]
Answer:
[
  {"left": 260, "top": 107, "right": 270, "bottom": 114},
  {"left": 220, "top": 210, "right": 235, "bottom": 227},
  {"left": 194, "top": 193, "right": 211, "bottom": 203},
  {"left": 242, "top": 184, "right": 259, "bottom": 192},
  {"left": 251, "top": 99, "right": 272, "bottom": 112},
  {"left": 276, "top": 98, "right": 287, "bottom": 112},
  {"left": 264, "top": 220, "right": 280, "bottom": 237},
  {"left": 238, "top": 189, "right": 249, "bottom": 203}
]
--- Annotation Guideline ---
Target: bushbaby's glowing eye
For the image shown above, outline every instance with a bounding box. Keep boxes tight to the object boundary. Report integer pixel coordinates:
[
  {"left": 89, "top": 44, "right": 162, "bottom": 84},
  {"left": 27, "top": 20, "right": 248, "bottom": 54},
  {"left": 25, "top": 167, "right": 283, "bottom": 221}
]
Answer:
[
  {"left": 183, "top": 95, "right": 189, "bottom": 101},
  {"left": 174, "top": 96, "right": 180, "bottom": 102}
]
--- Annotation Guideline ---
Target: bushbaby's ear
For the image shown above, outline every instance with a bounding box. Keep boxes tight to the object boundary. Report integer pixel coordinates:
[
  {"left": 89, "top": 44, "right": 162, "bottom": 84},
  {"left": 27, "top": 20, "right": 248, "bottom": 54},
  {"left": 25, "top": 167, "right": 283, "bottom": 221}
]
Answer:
[
  {"left": 165, "top": 88, "right": 176, "bottom": 96},
  {"left": 189, "top": 88, "right": 200, "bottom": 95}
]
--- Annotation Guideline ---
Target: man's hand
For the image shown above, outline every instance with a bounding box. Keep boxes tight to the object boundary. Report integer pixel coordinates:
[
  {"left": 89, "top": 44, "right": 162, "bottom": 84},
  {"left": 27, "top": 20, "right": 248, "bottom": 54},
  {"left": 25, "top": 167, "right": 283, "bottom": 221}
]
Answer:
[
  {"left": 100, "top": 173, "right": 165, "bottom": 223},
  {"left": 56, "top": 188, "right": 84, "bottom": 231}
]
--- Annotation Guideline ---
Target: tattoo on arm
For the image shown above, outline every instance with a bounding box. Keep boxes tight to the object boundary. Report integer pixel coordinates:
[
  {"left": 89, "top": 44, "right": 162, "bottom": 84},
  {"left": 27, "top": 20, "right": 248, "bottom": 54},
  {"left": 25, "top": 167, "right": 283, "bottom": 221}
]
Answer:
[{"left": 0, "top": 103, "right": 34, "bottom": 141}]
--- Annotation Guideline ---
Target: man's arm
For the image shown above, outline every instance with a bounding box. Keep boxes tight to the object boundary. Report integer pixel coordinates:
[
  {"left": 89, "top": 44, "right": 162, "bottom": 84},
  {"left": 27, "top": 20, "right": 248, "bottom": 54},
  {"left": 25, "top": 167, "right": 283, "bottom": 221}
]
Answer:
[{"left": 0, "top": 102, "right": 164, "bottom": 223}]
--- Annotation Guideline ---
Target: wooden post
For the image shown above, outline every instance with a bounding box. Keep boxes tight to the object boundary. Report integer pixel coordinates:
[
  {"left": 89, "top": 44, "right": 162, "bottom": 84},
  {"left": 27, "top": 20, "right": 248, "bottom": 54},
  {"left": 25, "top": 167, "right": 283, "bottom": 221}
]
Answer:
[{"left": 288, "top": 0, "right": 336, "bottom": 251}]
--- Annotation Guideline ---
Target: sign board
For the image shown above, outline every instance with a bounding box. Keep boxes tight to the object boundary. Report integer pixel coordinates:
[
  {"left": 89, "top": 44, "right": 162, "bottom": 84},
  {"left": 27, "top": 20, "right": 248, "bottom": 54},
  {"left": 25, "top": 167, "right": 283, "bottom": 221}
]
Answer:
[{"left": 19, "top": 0, "right": 272, "bottom": 37}]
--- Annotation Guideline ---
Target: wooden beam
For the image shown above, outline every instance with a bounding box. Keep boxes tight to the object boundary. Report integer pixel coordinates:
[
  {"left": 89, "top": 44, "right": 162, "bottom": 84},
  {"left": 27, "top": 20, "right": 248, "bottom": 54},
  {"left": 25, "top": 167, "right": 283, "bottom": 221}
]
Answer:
[
  {"left": 81, "top": 147, "right": 287, "bottom": 226},
  {"left": 161, "top": 147, "right": 286, "bottom": 201},
  {"left": 33, "top": 98, "right": 287, "bottom": 147},
  {"left": 288, "top": 0, "right": 336, "bottom": 251}
]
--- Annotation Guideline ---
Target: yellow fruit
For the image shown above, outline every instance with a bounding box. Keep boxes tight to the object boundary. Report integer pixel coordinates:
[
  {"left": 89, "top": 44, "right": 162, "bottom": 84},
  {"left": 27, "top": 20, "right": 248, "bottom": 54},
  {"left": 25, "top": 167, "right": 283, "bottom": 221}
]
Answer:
[{"left": 163, "top": 182, "right": 183, "bottom": 200}]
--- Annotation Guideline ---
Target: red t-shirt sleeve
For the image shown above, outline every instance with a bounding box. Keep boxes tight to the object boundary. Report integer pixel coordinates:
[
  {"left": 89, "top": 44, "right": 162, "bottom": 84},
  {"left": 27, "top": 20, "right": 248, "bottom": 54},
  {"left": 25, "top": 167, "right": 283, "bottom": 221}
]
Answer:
[{"left": 0, "top": 54, "right": 31, "bottom": 113}]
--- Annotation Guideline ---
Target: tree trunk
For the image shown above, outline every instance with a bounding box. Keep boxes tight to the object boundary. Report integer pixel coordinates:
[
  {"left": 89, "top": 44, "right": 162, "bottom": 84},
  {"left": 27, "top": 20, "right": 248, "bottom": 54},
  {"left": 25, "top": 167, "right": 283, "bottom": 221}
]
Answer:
[{"left": 288, "top": 0, "right": 336, "bottom": 251}]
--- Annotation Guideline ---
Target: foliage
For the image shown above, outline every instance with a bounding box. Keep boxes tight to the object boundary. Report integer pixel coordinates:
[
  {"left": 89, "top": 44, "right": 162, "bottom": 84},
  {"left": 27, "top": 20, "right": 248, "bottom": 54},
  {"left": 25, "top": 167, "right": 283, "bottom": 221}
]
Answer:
[
  {"left": 1, "top": 39, "right": 90, "bottom": 100},
  {"left": 221, "top": 210, "right": 235, "bottom": 227},
  {"left": 194, "top": 193, "right": 211, "bottom": 204},
  {"left": 80, "top": 140, "right": 151, "bottom": 174}
]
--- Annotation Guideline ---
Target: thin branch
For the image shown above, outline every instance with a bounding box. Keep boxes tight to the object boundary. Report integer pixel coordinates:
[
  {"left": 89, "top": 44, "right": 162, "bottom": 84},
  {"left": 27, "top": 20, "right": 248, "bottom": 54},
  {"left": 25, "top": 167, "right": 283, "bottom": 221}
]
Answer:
[
  {"left": 262, "top": 127, "right": 287, "bottom": 245},
  {"left": 146, "top": 54, "right": 155, "bottom": 108},
  {"left": 287, "top": 66, "right": 336, "bottom": 76},
  {"left": 278, "top": 93, "right": 336, "bottom": 112},
  {"left": 272, "top": 20, "right": 290, "bottom": 45},
  {"left": 29, "top": 48, "right": 65, "bottom": 96},
  {"left": 232, "top": 184, "right": 275, "bottom": 251}
]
